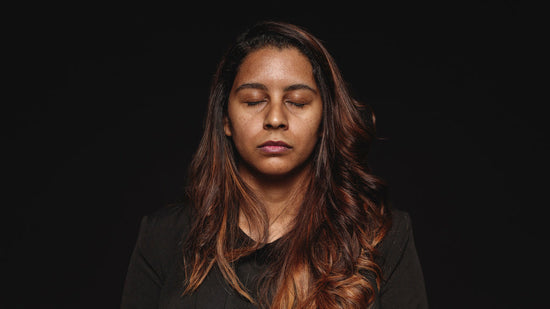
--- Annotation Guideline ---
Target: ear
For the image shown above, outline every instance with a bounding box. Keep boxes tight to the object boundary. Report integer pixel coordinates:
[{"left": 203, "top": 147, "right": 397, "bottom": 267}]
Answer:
[{"left": 223, "top": 116, "right": 232, "bottom": 137}]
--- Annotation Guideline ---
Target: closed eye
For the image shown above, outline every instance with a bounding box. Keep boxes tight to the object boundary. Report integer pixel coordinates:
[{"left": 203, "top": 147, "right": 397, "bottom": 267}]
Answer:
[
  {"left": 245, "top": 100, "right": 266, "bottom": 106},
  {"left": 287, "top": 101, "right": 305, "bottom": 108}
]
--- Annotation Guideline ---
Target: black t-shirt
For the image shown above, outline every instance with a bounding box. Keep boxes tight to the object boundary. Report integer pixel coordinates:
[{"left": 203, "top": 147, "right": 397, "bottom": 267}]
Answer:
[{"left": 120, "top": 204, "right": 428, "bottom": 308}]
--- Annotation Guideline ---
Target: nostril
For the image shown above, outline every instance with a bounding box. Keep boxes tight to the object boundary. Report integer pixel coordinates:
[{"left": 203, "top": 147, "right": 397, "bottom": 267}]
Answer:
[{"left": 264, "top": 123, "right": 287, "bottom": 130}]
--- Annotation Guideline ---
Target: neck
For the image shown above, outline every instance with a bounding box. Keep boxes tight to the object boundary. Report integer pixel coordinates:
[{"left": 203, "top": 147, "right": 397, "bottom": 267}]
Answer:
[{"left": 238, "top": 163, "right": 311, "bottom": 243}]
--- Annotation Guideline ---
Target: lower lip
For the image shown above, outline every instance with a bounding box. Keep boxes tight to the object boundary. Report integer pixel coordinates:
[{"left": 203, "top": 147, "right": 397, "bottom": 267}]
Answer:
[{"left": 259, "top": 145, "right": 291, "bottom": 154}]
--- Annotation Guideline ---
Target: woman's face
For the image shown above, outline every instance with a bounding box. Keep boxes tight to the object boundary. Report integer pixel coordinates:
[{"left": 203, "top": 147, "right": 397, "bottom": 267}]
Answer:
[{"left": 225, "top": 47, "right": 323, "bottom": 177}]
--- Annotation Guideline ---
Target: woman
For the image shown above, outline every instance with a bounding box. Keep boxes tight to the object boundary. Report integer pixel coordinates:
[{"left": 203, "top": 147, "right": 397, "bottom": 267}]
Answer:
[{"left": 121, "top": 21, "right": 428, "bottom": 308}]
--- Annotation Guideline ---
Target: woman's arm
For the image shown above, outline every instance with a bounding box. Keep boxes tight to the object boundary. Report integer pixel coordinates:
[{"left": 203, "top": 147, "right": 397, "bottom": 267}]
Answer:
[
  {"left": 120, "top": 216, "right": 164, "bottom": 309},
  {"left": 379, "top": 211, "right": 429, "bottom": 308}
]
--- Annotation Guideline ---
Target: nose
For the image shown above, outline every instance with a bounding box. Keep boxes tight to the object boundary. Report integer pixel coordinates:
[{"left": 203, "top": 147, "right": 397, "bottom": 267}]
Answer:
[{"left": 263, "top": 102, "right": 288, "bottom": 130}]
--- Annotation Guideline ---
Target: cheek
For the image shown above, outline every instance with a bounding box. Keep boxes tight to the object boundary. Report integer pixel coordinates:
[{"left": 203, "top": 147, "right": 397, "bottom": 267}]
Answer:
[
  {"left": 229, "top": 115, "right": 258, "bottom": 150},
  {"left": 302, "top": 114, "right": 323, "bottom": 142},
  {"left": 227, "top": 103, "right": 247, "bottom": 138},
  {"left": 231, "top": 115, "right": 251, "bottom": 136}
]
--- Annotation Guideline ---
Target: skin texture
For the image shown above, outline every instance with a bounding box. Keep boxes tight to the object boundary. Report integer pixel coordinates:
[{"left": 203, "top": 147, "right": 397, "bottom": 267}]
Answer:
[{"left": 224, "top": 47, "right": 323, "bottom": 241}]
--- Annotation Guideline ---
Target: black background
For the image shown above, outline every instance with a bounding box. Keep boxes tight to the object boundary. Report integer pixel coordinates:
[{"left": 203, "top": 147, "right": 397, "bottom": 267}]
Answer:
[{"left": 5, "top": 1, "right": 547, "bottom": 308}]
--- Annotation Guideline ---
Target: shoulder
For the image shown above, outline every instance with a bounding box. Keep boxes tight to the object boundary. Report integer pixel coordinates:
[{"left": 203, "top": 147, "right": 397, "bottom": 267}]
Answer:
[
  {"left": 121, "top": 203, "right": 194, "bottom": 306},
  {"left": 379, "top": 209, "right": 413, "bottom": 249},
  {"left": 375, "top": 209, "right": 429, "bottom": 307},
  {"left": 134, "top": 203, "right": 193, "bottom": 267},
  {"left": 376, "top": 209, "right": 415, "bottom": 278},
  {"left": 141, "top": 202, "right": 192, "bottom": 232},
  {"left": 386, "top": 209, "right": 413, "bottom": 243}
]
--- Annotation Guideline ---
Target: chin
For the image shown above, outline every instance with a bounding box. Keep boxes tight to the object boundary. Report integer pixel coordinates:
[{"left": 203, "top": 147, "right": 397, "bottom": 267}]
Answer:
[
  {"left": 239, "top": 157, "right": 311, "bottom": 179},
  {"left": 255, "top": 162, "right": 311, "bottom": 179},
  {"left": 256, "top": 166, "right": 294, "bottom": 177}
]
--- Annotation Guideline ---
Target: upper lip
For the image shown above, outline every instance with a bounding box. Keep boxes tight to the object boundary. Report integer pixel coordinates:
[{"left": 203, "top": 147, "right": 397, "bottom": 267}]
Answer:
[{"left": 259, "top": 140, "right": 291, "bottom": 148}]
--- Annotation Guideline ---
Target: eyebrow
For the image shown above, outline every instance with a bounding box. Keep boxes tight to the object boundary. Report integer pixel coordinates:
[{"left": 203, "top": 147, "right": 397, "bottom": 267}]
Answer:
[
  {"left": 234, "top": 83, "right": 268, "bottom": 92},
  {"left": 234, "top": 82, "right": 317, "bottom": 94},
  {"left": 284, "top": 84, "right": 317, "bottom": 94}
]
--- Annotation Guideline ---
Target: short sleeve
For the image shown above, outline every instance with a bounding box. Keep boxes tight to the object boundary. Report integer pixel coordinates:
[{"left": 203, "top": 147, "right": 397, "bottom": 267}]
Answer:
[
  {"left": 120, "top": 204, "right": 191, "bottom": 309},
  {"left": 378, "top": 211, "right": 429, "bottom": 308},
  {"left": 120, "top": 216, "right": 164, "bottom": 309}
]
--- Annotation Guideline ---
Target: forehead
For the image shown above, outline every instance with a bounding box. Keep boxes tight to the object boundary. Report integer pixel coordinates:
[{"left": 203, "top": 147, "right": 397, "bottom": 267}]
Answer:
[{"left": 233, "top": 47, "right": 316, "bottom": 88}]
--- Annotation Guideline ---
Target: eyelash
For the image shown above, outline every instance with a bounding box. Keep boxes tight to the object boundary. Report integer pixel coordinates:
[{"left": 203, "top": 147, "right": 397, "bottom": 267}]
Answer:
[
  {"left": 245, "top": 101, "right": 305, "bottom": 108},
  {"left": 288, "top": 101, "right": 305, "bottom": 108},
  {"left": 245, "top": 101, "right": 265, "bottom": 106}
]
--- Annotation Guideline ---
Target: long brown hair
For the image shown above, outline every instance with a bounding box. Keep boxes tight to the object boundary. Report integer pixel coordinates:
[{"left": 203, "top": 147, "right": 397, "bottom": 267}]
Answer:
[{"left": 182, "top": 21, "right": 392, "bottom": 308}]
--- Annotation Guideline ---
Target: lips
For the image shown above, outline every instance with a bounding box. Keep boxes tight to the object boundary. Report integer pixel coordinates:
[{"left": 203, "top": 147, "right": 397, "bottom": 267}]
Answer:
[{"left": 258, "top": 140, "right": 292, "bottom": 154}]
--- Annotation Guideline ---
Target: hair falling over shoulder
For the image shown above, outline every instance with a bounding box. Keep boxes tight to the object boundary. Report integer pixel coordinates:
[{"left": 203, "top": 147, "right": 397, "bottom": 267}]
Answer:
[{"left": 181, "top": 21, "right": 392, "bottom": 308}]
